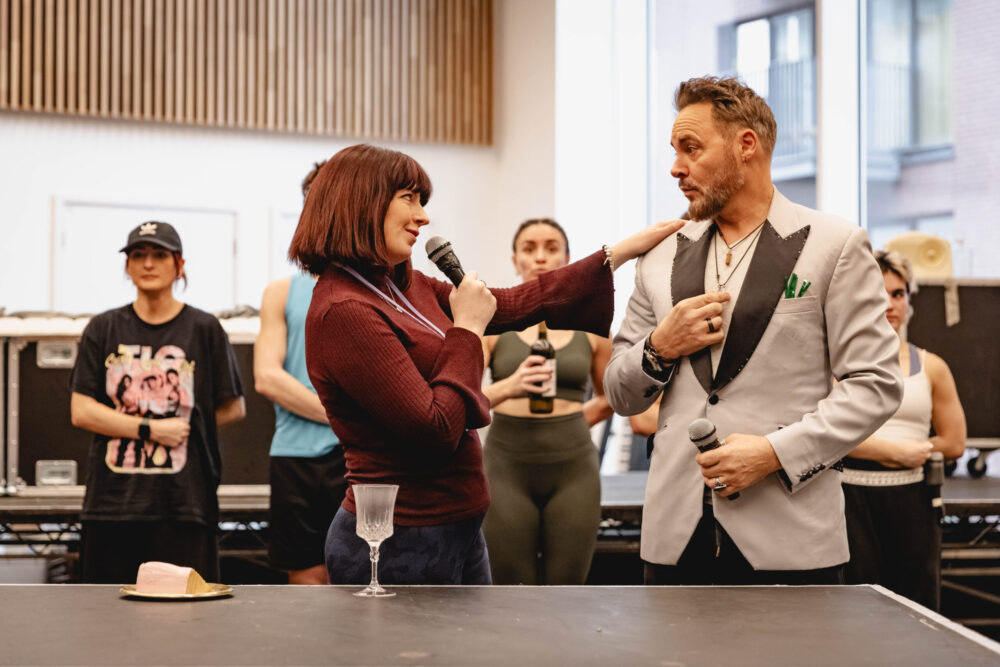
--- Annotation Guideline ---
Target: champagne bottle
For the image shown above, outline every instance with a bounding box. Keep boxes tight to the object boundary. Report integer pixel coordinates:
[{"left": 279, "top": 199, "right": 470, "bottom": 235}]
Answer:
[{"left": 529, "top": 322, "right": 556, "bottom": 414}]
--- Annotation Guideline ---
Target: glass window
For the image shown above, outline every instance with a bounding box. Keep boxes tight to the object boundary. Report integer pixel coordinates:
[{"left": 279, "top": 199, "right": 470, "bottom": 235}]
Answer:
[
  {"left": 916, "top": 0, "right": 953, "bottom": 146},
  {"left": 867, "top": 0, "right": 953, "bottom": 153},
  {"left": 736, "top": 19, "right": 771, "bottom": 97},
  {"left": 862, "top": 0, "right": 985, "bottom": 275},
  {"left": 650, "top": 1, "right": 818, "bottom": 221},
  {"left": 732, "top": 7, "right": 816, "bottom": 199}
]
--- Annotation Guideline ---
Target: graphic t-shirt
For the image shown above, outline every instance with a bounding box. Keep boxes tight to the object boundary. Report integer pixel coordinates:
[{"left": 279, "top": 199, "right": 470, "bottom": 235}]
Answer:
[{"left": 70, "top": 304, "right": 243, "bottom": 525}]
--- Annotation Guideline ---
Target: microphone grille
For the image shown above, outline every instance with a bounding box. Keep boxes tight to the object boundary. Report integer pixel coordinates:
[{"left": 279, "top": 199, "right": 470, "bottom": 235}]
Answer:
[
  {"left": 688, "top": 418, "right": 716, "bottom": 442},
  {"left": 425, "top": 236, "right": 450, "bottom": 259}
]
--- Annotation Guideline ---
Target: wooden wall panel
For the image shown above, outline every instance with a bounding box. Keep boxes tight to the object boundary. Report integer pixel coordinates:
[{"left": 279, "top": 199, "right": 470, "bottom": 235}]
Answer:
[
  {"left": 43, "top": 0, "right": 53, "bottom": 110},
  {"left": 9, "top": 0, "right": 20, "bottom": 110},
  {"left": 163, "top": 0, "right": 173, "bottom": 119},
  {"left": 0, "top": 0, "right": 9, "bottom": 109},
  {"left": 87, "top": 0, "right": 97, "bottom": 114},
  {"left": 110, "top": 0, "right": 120, "bottom": 115},
  {"left": 194, "top": 0, "right": 204, "bottom": 122},
  {"left": 225, "top": 0, "right": 234, "bottom": 127},
  {"left": 254, "top": 0, "right": 265, "bottom": 127},
  {"left": 19, "top": 0, "right": 30, "bottom": 109},
  {"left": 0, "top": 0, "right": 492, "bottom": 144},
  {"left": 156, "top": 0, "right": 166, "bottom": 119}
]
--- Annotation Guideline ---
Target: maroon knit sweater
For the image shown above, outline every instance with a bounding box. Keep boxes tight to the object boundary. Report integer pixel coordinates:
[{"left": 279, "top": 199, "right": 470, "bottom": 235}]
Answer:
[{"left": 305, "top": 250, "right": 613, "bottom": 525}]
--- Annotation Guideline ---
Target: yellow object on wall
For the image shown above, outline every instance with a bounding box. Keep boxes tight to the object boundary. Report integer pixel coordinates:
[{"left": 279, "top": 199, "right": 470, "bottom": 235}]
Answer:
[{"left": 885, "top": 231, "right": 953, "bottom": 279}]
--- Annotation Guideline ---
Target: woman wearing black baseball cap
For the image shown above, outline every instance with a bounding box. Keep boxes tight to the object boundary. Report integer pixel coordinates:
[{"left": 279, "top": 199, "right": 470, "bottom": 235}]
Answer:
[{"left": 69, "top": 221, "right": 246, "bottom": 584}]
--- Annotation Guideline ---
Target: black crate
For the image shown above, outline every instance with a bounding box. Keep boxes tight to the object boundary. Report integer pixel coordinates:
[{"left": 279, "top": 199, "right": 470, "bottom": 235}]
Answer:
[{"left": 11, "top": 340, "right": 273, "bottom": 486}]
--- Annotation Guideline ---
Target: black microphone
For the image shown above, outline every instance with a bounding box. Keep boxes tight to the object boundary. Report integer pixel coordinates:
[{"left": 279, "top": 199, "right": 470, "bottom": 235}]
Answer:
[
  {"left": 425, "top": 236, "right": 466, "bottom": 287},
  {"left": 688, "top": 418, "right": 739, "bottom": 500}
]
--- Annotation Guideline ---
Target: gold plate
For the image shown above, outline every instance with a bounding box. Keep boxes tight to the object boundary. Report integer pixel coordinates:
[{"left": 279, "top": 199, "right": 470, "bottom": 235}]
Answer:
[{"left": 119, "top": 583, "right": 233, "bottom": 600}]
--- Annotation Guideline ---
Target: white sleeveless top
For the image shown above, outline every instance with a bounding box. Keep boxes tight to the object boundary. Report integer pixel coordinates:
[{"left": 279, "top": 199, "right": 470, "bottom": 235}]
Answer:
[{"left": 871, "top": 345, "right": 932, "bottom": 443}]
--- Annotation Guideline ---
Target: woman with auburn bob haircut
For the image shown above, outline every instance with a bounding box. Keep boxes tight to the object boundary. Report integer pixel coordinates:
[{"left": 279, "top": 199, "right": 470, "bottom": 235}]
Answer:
[{"left": 290, "top": 144, "right": 683, "bottom": 585}]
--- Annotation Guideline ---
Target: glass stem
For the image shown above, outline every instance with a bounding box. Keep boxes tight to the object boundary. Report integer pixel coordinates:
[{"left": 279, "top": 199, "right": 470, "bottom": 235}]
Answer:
[{"left": 369, "top": 544, "right": 380, "bottom": 590}]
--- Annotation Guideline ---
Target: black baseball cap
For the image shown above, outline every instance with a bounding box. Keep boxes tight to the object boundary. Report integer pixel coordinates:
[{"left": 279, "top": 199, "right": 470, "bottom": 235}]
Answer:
[{"left": 119, "top": 221, "right": 183, "bottom": 254}]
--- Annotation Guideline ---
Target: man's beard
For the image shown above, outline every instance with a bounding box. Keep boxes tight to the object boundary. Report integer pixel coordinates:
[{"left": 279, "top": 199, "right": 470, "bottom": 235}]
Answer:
[{"left": 684, "top": 151, "right": 744, "bottom": 221}]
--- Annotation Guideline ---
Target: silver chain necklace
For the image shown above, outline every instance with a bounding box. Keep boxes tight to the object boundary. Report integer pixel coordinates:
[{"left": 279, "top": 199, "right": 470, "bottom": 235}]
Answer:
[{"left": 713, "top": 224, "right": 764, "bottom": 291}]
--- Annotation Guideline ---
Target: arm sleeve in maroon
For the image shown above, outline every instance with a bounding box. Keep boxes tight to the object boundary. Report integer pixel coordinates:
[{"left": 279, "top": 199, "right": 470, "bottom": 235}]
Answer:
[
  {"left": 311, "top": 300, "right": 491, "bottom": 452},
  {"left": 428, "top": 249, "right": 614, "bottom": 337}
]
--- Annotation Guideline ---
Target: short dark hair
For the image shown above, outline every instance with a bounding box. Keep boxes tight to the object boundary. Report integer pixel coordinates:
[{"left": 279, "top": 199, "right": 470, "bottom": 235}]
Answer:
[
  {"left": 675, "top": 76, "right": 777, "bottom": 157},
  {"left": 874, "top": 249, "right": 917, "bottom": 294},
  {"left": 511, "top": 218, "right": 570, "bottom": 257},
  {"left": 301, "top": 160, "right": 326, "bottom": 198},
  {"left": 288, "top": 144, "right": 432, "bottom": 283}
]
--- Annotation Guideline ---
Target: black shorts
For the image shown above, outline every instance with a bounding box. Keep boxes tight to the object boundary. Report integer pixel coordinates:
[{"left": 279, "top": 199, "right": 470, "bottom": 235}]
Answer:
[
  {"left": 80, "top": 520, "right": 219, "bottom": 584},
  {"left": 268, "top": 447, "right": 348, "bottom": 572}
]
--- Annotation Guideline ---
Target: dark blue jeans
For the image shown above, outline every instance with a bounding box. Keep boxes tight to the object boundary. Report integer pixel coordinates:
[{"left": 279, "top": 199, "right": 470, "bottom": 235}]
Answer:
[{"left": 325, "top": 507, "right": 492, "bottom": 585}]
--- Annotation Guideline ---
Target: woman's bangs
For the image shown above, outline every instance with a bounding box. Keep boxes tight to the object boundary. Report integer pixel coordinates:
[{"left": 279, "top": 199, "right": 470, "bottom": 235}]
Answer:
[{"left": 391, "top": 154, "right": 433, "bottom": 205}]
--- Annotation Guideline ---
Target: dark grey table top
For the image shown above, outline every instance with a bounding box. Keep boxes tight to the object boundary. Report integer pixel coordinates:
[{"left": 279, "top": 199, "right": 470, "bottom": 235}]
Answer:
[{"left": 0, "top": 584, "right": 997, "bottom": 666}]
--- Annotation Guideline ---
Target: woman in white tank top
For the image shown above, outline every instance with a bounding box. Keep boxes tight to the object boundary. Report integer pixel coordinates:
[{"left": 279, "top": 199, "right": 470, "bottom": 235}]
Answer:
[{"left": 842, "top": 250, "right": 966, "bottom": 611}]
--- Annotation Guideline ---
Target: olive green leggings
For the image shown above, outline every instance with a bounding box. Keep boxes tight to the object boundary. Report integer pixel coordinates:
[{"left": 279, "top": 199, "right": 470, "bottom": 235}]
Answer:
[{"left": 482, "top": 412, "right": 601, "bottom": 585}]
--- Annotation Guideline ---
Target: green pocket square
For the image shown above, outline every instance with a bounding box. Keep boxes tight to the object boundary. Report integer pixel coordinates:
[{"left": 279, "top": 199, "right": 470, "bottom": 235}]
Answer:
[{"left": 783, "top": 273, "right": 811, "bottom": 298}]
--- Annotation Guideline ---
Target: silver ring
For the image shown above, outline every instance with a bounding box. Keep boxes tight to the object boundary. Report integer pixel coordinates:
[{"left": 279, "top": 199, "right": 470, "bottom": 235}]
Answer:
[
  {"left": 713, "top": 476, "right": 727, "bottom": 491},
  {"left": 706, "top": 317, "right": 716, "bottom": 334}
]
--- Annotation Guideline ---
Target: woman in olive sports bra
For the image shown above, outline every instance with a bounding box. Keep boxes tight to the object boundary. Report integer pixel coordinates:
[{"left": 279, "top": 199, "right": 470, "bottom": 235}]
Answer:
[{"left": 481, "top": 219, "right": 615, "bottom": 584}]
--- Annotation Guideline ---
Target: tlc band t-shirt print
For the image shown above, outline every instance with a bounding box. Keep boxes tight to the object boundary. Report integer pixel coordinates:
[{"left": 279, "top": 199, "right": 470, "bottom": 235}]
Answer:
[
  {"left": 104, "top": 343, "right": 194, "bottom": 473},
  {"left": 71, "top": 303, "right": 243, "bottom": 524}
]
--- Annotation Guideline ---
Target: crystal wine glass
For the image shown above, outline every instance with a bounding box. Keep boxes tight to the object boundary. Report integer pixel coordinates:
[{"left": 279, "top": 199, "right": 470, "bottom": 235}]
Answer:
[{"left": 353, "top": 483, "right": 399, "bottom": 598}]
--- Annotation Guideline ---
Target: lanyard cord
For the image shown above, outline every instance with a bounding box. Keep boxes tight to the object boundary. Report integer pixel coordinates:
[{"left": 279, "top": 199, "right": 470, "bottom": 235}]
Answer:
[{"left": 336, "top": 264, "right": 447, "bottom": 340}]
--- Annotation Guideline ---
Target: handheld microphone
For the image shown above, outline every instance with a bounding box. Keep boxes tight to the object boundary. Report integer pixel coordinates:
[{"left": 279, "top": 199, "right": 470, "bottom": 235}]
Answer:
[
  {"left": 425, "top": 236, "right": 466, "bottom": 287},
  {"left": 688, "top": 418, "right": 739, "bottom": 500}
]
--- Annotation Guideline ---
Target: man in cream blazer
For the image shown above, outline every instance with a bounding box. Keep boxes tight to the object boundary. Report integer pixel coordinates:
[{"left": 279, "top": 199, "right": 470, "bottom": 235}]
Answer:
[{"left": 604, "top": 77, "right": 902, "bottom": 584}]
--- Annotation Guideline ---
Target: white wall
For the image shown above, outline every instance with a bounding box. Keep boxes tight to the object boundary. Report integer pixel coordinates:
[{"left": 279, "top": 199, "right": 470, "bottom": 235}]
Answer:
[
  {"left": 0, "top": 0, "right": 558, "bottom": 313},
  {"left": 556, "top": 0, "right": 649, "bottom": 330},
  {"left": 816, "top": 0, "right": 860, "bottom": 223},
  {"left": 487, "top": 0, "right": 558, "bottom": 286},
  {"left": 0, "top": 112, "right": 500, "bottom": 314},
  {"left": 649, "top": 0, "right": 738, "bottom": 226}
]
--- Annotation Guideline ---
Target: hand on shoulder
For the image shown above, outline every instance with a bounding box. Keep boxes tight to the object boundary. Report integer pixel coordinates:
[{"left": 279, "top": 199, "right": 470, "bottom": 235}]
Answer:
[{"left": 607, "top": 220, "right": 686, "bottom": 270}]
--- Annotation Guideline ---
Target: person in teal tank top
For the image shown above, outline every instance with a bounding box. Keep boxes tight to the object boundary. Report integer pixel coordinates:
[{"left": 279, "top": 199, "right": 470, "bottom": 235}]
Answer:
[
  {"left": 266, "top": 272, "right": 340, "bottom": 459},
  {"left": 481, "top": 219, "right": 616, "bottom": 584},
  {"left": 254, "top": 161, "right": 346, "bottom": 585},
  {"left": 256, "top": 271, "right": 345, "bottom": 585}
]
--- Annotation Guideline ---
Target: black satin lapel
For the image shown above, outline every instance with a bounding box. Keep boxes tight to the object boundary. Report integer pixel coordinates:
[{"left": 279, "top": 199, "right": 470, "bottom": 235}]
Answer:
[
  {"left": 713, "top": 222, "right": 811, "bottom": 391},
  {"left": 672, "top": 227, "right": 714, "bottom": 394}
]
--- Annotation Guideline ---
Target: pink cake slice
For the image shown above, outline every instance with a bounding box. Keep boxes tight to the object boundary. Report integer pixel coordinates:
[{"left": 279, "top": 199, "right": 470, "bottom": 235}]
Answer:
[{"left": 135, "top": 561, "right": 212, "bottom": 595}]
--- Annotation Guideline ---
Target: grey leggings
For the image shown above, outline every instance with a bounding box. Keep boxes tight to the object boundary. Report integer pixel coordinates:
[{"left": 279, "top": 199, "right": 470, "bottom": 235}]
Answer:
[{"left": 482, "top": 412, "right": 601, "bottom": 585}]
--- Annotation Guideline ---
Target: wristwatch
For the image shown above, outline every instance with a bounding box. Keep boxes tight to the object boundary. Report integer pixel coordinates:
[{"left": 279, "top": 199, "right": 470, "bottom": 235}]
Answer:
[
  {"left": 138, "top": 417, "right": 151, "bottom": 441},
  {"left": 642, "top": 334, "right": 677, "bottom": 383}
]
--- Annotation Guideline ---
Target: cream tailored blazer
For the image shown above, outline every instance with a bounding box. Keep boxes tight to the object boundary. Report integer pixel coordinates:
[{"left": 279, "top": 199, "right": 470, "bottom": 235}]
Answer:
[{"left": 604, "top": 189, "right": 903, "bottom": 570}]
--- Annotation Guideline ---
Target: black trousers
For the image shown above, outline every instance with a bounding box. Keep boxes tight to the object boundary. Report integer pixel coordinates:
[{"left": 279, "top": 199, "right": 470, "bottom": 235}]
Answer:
[
  {"left": 843, "top": 481, "right": 941, "bottom": 611},
  {"left": 644, "top": 504, "right": 845, "bottom": 586}
]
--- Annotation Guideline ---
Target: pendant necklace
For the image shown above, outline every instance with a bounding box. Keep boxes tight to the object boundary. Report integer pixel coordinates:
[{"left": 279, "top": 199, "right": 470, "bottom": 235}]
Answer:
[
  {"left": 713, "top": 224, "right": 765, "bottom": 291},
  {"left": 718, "top": 224, "right": 764, "bottom": 266}
]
